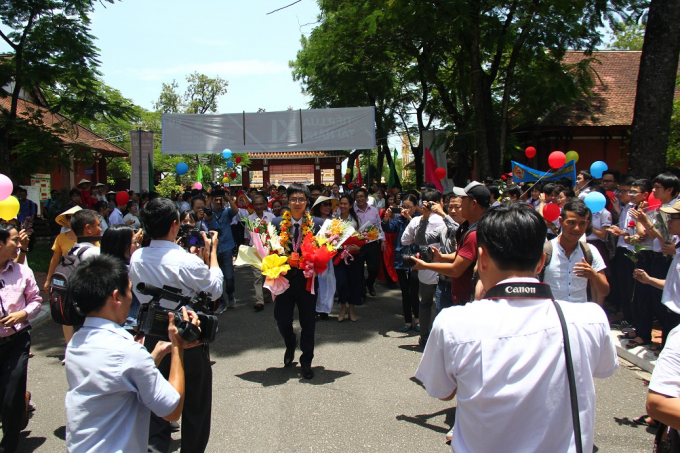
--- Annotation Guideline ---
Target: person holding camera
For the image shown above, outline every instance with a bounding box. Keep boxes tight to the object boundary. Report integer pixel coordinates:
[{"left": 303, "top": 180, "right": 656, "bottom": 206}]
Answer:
[
  {"left": 129, "top": 197, "right": 221, "bottom": 453},
  {"left": 415, "top": 203, "right": 618, "bottom": 452},
  {"left": 401, "top": 189, "right": 445, "bottom": 347},
  {"left": 204, "top": 187, "right": 239, "bottom": 313},
  {"left": 65, "top": 255, "right": 196, "bottom": 453}
]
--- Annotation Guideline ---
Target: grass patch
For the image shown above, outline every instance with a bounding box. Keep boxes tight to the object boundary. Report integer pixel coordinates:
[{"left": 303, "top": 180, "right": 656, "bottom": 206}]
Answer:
[{"left": 28, "top": 239, "right": 54, "bottom": 274}]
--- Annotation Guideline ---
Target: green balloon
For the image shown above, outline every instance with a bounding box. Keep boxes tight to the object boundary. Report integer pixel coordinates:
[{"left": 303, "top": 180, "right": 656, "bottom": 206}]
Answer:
[{"left": 565, "top": 150, "right": 579, "bottom": 163}]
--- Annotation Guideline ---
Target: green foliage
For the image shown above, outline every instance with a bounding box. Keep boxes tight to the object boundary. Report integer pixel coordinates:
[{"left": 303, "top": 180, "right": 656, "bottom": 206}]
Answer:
[
  {"left": 607, "top": 21, "right": 646, "bottom": 51},
  {"left": 155, "top": 175, "right": 183, "bottom": 198}
]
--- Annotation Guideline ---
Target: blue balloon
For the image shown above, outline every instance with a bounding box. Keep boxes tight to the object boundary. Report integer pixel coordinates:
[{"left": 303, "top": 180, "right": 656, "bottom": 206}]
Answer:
[
  {"left": 584, "top": 192, "right": 606, "bottom": 213},
  {"left": 222, "top": 149, "right": 232, "bottom": 159},
  {"left": 590, "top": 161, "right": 608, "bottom": 179},
  {"left": 176, "top": 162, "right": 189, "bottom": 175},
  {"left": 226, "top": 160, "right": 234, "bottom": 168}
]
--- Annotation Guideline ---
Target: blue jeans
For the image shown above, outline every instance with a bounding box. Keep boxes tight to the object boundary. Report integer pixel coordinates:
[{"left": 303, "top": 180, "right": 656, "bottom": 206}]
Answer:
[{"left": 217, "top": 250, "right": 235, "bottom": 305}]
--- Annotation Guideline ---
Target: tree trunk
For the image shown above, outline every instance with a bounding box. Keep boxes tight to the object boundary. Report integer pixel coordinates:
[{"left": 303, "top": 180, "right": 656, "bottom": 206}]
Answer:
[{"left": 628, "top": 0, "right": 680, "bottom": 178}]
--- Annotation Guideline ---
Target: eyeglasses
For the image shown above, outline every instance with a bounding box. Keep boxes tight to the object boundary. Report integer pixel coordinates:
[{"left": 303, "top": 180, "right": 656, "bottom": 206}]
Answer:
[
  {"left": 628, "top": 190, "right": 640, "bottom": 195},
  {"left": 290, "top": 198, "right": 307, "bottom": 204},
  {"left": 321, "top": 202, "right": 332, "bottom": 207}
]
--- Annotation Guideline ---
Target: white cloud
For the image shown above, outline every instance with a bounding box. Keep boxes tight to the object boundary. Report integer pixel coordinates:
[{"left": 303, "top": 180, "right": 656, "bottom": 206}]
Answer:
[{"left": 125, "top": 60, "right": 290, "bottom": 81}]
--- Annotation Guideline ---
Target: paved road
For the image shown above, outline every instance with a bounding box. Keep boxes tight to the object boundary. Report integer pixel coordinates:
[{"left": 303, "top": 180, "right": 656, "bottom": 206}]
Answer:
[{"left": 17, "top": 267, "right": 658, "bottom": 452}]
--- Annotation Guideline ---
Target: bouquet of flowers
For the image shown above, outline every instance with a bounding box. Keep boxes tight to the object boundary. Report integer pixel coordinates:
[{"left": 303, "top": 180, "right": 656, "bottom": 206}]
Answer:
[
  {"left": 298, "top": 219, "right": 354, "bottom": 293},
  {"left": 235, "top": 218, "right": 290, "bottom": 298},
  {"left": 333, "top": 221, "right": 380, "bottom": 265}
]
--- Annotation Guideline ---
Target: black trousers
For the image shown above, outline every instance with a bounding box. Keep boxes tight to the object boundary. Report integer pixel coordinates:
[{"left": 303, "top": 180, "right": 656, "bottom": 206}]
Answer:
[
  {"left": 334, "top": 257, "right": 363, "bottom": 305},
  {"left": 610, "top": 247, "right": 635, "bottom": 321},
  {"left": 0, "top": 330, "right": 30, "bottom": 453},
  {"left": 146, "top": 339, "right": 212, "bottom": 453},
  {"left": 273, "top": 269, "right": 316, "bottom": 366},
  {"left": 396, "top": 269, "right": 419, "bottom": 324},
  {"left": 633, "top": 251, "right": 662, "bottom": 343},
  {"left": 358, "top": 241, "right": 380, "bottom": 293}
]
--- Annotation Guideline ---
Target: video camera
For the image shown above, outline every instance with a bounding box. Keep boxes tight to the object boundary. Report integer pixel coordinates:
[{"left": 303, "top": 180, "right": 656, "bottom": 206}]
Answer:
[
  {"left": 135, "top": 282, "right": 219, "bottom": 343},
  {"left": 177, "top": 223, "right": 205, "bottom": 249}
]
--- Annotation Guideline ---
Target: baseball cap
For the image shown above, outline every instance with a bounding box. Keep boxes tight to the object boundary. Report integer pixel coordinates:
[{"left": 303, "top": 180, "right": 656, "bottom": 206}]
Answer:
[
  {"left": 452, "top": 181, "right": 491, "bottom": 207},
  {"left": 660, "top": 200, "right": 680, "bottom": 214}
]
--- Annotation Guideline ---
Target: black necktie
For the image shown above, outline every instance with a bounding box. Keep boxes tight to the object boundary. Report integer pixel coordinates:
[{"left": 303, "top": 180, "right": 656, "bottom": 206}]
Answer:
[{"left": 293, "top": 224, "right": 300, "bottom": 244}]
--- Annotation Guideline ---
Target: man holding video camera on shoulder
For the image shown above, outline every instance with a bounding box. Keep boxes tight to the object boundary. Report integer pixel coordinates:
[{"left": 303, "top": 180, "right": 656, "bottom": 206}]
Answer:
[
  {"left": 65, "top": 254, "right": 197, "bottom": 453},
  {"left": 129, "top": 197, "right": 222, "bottom": 453}
]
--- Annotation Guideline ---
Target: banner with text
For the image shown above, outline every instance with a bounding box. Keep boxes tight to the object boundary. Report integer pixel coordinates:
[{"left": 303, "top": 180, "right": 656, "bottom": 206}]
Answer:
[
  {"left": 130, "top": 130, "right": 154, "bottom": 193},
  {"left": 511, "top": 160, "right": 576, "bottom": 184},
  {"left": 161, "top": 107, "right": 376, "bottom": 154}
]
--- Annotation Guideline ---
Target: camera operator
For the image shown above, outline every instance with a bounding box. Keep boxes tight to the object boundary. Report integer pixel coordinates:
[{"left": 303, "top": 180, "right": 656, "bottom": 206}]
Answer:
[
  {"left": 204, "top": 187, "right": 239, "bottom": 313},
  {"left": 129, "top": 198, "right": 221, "bottom": 453},
  {"left": 415, "top": 203, "right": 618, "bottom": 452},
  {"left": 65, "top": 255, "right": 197, "bottom": 453}
]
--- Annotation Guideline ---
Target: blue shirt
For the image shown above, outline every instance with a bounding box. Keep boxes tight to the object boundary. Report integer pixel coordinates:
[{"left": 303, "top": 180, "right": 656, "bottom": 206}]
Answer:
[
  {"left": 208, "top": 206, "right": 236, "bottom": 254},
  {"left": 18, "top": 198, "right": 36, "bottom": 223},
  {"left": 65, "top": 317, "right": 180, "bottom": 453}
]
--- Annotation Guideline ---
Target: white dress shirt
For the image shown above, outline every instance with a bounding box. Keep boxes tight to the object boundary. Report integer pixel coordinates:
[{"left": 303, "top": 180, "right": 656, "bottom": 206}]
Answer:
[
  {"left": 543, "top": 237, "right": 606, "bottom": 302},
  {"left": 400, "top": 214, "right": 443, "bottom": 285},
  {"left": 109, "top": 207, "right": 124, "bottom": 226}
]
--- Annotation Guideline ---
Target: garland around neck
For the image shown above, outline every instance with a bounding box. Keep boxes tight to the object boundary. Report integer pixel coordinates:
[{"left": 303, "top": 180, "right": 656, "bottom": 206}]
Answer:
[{"left": 279, "top": 210, "right": 314, "bottom": 254}]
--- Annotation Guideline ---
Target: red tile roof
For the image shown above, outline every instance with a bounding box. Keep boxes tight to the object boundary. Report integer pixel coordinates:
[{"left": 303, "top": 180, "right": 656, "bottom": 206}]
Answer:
[
  {"left": 0, "top": 95, "right": 128, "bottom": 157},
  {"left": 539, "top": 50, "right": 680, "bottom": 127},
  {"left": 247, "top": 150, "right": 349, "bottom": 160}
]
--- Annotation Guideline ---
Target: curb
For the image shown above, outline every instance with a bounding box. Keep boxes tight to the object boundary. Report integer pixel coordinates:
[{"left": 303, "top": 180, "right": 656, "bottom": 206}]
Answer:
[{"left": 611, "top": 328, "right": 657, "bottom": 373}]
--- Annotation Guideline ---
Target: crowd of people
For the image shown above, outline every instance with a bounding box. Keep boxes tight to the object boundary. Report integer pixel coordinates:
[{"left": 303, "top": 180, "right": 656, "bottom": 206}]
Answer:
[{"left": 2, "top": 166, "right": 680, "bottom": 452}]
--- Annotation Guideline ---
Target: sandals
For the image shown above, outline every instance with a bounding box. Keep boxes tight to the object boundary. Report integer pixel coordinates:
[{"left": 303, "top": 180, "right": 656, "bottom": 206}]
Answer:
[
  {"left": 625, "top": 338, "right": 650, "bottom": 349},
  {"left": 400, "top": 324, "right": 411, "bottom": 333},
  {"left": 618, "top": 331, "right": 637, "bottom": 340},
  {"left": 633, "top": 414, "right": 658, "bottom": 428}
]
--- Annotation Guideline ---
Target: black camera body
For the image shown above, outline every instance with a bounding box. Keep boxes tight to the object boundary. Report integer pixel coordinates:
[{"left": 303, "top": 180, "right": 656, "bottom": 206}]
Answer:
[
  {"left": 136, "top": 283, "right": 219, "bottom": 343},
  {"left": 403, "top": 245, "right": 435, "bottom": 267},
  {"left": 203, "top": 207, "right": 213, "bottom": 217},
  {"left": 178, "top": 224, "right": 205, "bottom": 249}
]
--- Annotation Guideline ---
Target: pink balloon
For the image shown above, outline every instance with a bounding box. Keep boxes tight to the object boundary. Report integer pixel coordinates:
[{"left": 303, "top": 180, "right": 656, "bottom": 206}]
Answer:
[
  {"left": 194, "top": 182, "right": 203, "bottom": 190},
  {"left": 0, "top": 174, "right": 12, "bottom": 201}
]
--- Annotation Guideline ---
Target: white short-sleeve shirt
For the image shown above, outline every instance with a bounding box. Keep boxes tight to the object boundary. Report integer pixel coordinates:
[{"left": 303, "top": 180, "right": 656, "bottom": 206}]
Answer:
[
  {"left": 650, "top": 325, "right": 680, "bottom": 398},
  {"left": 662, "top": 253, "right": 680, "bottom": 314},
  {"left": 415, "top": 277, "right": 618, "bottom": 453},
  {"left": 586, "top": 209, "right": 612, "bottom": 241},
  {"left": 66, "top": 317, "right": 180, "bottom": 453},
  {"left": 544, "top": 237, "right": 606, "bottom": 302}
]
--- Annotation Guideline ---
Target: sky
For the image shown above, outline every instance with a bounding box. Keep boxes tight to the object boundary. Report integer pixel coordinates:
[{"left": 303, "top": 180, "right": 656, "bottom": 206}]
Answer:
[{"left": 89, "top": 0, "right": 321, "bottom": 114}]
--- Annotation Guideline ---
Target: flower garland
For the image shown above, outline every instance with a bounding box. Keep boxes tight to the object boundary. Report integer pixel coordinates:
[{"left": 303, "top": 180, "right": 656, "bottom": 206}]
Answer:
[{"left": 279, "top": 210, "right": 314, "bottom": 255}]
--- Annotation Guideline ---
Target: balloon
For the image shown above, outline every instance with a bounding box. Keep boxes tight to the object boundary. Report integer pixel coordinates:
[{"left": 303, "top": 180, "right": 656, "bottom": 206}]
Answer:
[
  {"left": 344, "top": 173, "right": 351, "bottom": 180},
  {"left": 230, "top": 172, "right": 237, "bottom": 179},
  {"left": 0, "top": 196, "right": 19, "bottom": 220},
  {"left": 648, "top": 192, "right": 662, "bottom": 209},
  {"left": 348, "top": 183, "right": 354, "bottom": 189},
  {"left": 235, "top": 156, "right": 242, "bottom": 164},
  {"left": 548, "top": 151, "right": 566, "bottom": 169},
  {"left": 346, "top": 168, "right": 351, "bottom": 174},
  {"left": 590, "top": 161, "right": 608, "bottom": 179},
  {"left": 0, "top": 174, "right": 12, "bottom": 201},
  {"left": 116, "top": 191, "right": 130, "bottom": 207},
  {"left": 222, "top": 149, "right": 232, "bottom": 159},
  {"left": 176, "top": 162, "right": 189, "bottom": 175},
  {"left": 434, "top": 167, "right": 447, "bottom": 180},
  {"left": 565, "top": 150, "right": 579, "bottom": 163},
  {"left": 525, "top": 146, "right": 536, "bottom": 159},
  {"left": 194, "top": 182, "right": 203, "bottom": 190},
  {"left": 584, "top": 192, "right": 606, "bottom": 213},
  {"left": 222, "top": 177, "right": 229, "bottom": 183},
  {"left": 543, "top": 203, "right": 561, "bottom": 222},
  {"left": 227, "top": 161, "right": 234, "bottom": 168}
]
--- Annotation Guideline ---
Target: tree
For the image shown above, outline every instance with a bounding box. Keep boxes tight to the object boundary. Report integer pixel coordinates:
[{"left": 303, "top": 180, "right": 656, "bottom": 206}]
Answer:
[
  {"left": 608, "top": 21, "right": 646, "bottom": 50},
  {"left": 0, "top": 0, "right": 134, "bottom": 182},
  {"left": 628, "top": 0, "right": 680, "bottom": 178}
]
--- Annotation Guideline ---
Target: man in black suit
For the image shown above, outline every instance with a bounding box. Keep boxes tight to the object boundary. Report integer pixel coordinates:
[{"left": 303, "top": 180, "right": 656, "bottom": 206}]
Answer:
[{"left": 271, "top": 184, "right": 323, "bottom": 379}]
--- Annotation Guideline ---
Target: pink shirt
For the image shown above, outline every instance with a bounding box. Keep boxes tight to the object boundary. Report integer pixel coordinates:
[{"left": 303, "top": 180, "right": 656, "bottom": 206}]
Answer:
[
  {"left": 354, "top": 203, "right": 385, "bottom": 240},
  {"left": 0, "top": 260, "right": 42, "bottom": 337}
]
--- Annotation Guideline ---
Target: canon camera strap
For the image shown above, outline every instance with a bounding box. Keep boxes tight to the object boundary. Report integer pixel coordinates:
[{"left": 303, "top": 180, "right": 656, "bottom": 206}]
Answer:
[{"left": 484, "top": 282, "right": 583, "bottom": 453}]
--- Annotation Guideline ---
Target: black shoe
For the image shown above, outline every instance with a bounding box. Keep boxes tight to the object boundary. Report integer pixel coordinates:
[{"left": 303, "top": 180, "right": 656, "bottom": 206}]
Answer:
[
  {"left": 316, "top": 312, "right": 329, "bottom": 320},
  {"left": 254, "top": 303, "right": 264, "bottom": 312},
  {"left": 284, "top": 338, "right": 297, "bottom": 367},
  {"left": 215, "top": 303, "right": 227, "bottom": 315},
  {"left": 367, "top": 285, "right": 376, "bottom": 297},
  {"left": 387, "top": 281, "right": 398, "bottom": 289},
  {"left": 301, "top": 364, "right": 314, "bottom": 380}
]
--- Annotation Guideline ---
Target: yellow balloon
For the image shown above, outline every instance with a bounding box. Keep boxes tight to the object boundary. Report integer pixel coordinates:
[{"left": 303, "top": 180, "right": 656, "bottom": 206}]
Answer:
[
  {"left": 222, "top": 177, "right": 229, "bottom": 183},
  {"left": 0, "top": 196, "right": 19, "bottom": 220},
  {"left": 565, "top": 150, "right": 579, "bottom": 163}
]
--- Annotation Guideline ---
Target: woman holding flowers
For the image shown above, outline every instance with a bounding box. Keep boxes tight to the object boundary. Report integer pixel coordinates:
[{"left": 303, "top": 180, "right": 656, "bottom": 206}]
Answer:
[
  {"left": 334, "top": 194, "right": 363, "bottom": 322},
  {"left": 312, "top": 196, "right": 340, "bottom": 319}
]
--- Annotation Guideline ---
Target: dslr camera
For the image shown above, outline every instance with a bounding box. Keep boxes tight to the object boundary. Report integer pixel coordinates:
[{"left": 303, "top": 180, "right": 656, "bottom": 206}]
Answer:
[
  {"left": 177, "top": 224, "right": 205, "bottom": 249},
  {"left": 135, "top": 283, "right": 219, "bottom": 343},
  {"left": 403, "top": 245, "right": 435, "bottom": 268}
]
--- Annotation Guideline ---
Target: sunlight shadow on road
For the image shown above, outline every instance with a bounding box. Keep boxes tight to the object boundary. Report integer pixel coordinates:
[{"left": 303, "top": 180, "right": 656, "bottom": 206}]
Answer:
[{"left": 236, "top": 366, "right": 350, "bottom": 387}]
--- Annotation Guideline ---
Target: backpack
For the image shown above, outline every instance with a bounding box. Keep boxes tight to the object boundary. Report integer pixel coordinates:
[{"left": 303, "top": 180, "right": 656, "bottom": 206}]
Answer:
[
  {"left": 538, "top": 239, "right": 593, "bottom": 282},
  {"left": 48, "top": 244, "right": 92, "bottom": 326}
]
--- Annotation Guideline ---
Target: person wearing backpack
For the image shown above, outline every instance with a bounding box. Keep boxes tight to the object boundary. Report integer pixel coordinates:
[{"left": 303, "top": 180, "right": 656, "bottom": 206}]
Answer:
[
  {"left": 0, "top": 223, "right": 42, "bottom": 453},
  {"left": 542, "top": 199, "right": 609, "bottom": 304}
]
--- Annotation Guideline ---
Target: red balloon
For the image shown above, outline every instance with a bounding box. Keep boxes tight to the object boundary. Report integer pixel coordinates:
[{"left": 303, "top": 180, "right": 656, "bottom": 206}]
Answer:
[
  {"left": 115, "top": 191, "right": 129, "bottom": 207},
  {"left": 230, "top": 172, "right": 237, "bottom": 179},
  {"left": 543, "top": 202, "right": 561, "bottom": 222},
  {"left": 235, "top": 157, "right": 242, "bottom": 164},
  {"left": 434, "top": 167, "right": 447, "bottom": 180},
  {"left": 348, "top": 183, "right": 354, "bottom": 189},
  {"left": 548, "top": 151, "right": 566, "bottom": 169},
  {"left": 525, "top": 146, "right": 536, "bottom": 159},
  {"left": 648, "top": 192, "right": 662, "bottom": 208},
  {"left": 344, "top": 173, "right": 351, "bottom": 180}
]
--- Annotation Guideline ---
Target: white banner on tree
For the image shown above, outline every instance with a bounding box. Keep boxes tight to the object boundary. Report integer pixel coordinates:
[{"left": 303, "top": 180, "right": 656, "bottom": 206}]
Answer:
[{"left": 161, "top": 107, "right": 375, "bottom": 154}]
